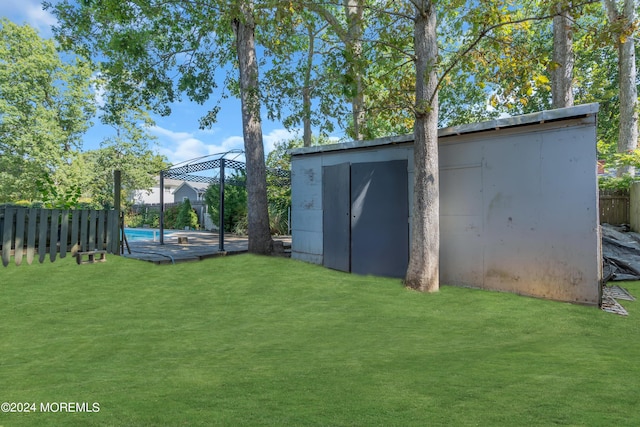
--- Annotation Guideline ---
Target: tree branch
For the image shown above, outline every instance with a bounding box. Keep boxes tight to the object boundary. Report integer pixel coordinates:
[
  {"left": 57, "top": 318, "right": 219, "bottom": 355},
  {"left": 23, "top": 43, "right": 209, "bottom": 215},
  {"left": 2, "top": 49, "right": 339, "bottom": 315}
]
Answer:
[
  {"left": 432, "top": 0, "right": 600, "bottom": 105},
  {"left": 302, "top": 1, "right": 349, "bottom": 43}
]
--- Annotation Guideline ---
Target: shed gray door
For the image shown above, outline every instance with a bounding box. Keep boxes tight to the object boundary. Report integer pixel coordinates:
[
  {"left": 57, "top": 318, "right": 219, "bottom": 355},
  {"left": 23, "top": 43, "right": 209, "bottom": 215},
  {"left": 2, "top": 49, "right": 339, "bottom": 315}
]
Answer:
[
  {"left": 350, "top": 160, "right": 408, "bottom": 278},
  {"left": 323, "top": 163, "right": 351, "bottom": 272}
]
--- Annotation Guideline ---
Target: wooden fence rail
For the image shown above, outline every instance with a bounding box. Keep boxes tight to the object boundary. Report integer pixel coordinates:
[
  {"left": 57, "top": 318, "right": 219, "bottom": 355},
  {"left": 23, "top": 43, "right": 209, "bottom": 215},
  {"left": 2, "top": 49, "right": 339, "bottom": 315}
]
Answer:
[{"left": 0, "top": 207, "right": 120, "bottom": 267}]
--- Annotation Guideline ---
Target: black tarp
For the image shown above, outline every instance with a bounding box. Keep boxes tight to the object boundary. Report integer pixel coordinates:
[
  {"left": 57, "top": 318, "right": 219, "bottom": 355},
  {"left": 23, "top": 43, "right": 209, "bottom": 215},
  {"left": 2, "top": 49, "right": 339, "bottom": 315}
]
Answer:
[{"left": 602, "top": 224, "right": 640, "bottom": 282}]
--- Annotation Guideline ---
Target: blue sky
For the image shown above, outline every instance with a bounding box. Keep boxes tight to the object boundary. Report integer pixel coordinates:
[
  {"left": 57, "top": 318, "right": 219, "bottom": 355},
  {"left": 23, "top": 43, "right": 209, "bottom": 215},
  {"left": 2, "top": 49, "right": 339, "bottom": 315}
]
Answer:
[{"left": 1, "top": 0, "right": 312, "bottom": 166}]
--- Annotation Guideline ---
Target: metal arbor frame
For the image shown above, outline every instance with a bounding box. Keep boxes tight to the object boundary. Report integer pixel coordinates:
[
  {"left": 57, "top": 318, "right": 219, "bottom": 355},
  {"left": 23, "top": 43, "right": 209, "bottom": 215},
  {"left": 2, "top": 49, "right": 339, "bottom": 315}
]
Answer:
[{"left": 158, "top": 151, "right": 290, "bottom": 251}]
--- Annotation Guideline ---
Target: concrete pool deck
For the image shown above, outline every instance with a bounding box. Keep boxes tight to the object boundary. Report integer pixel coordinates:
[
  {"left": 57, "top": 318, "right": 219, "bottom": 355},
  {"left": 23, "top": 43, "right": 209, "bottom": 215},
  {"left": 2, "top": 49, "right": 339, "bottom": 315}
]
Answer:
[{"left": 121, "top": 230, "right": 291, "bottom": 264}]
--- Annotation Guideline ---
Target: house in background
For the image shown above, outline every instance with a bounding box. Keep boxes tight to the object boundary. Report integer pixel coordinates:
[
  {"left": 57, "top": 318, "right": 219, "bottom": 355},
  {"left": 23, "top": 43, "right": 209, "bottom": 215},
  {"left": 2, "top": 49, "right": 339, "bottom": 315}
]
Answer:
[
  {"left": 129, "top": 177, "right": 183, "bottom": 205},
  {"left": 129, "top": 178, "right": 216, "bottom": 231},
  {"left": 173, "top": 181, "right": 214, "bottom": 230},
  {"left": 173, "top": 181, "right": 208, "bottom": 203}
]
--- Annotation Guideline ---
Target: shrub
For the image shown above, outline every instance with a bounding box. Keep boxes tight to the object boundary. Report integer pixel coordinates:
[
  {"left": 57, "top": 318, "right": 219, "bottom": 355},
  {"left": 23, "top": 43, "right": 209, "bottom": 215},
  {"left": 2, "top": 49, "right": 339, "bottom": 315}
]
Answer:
[
  {"left": 176, "top": 199, "right": 199, "bottom": 230},
  {"left": 269, "top": 203, "right": 289, "bottom": 235},
  {"left": 164, "top": 204, "right": 180, "bottom": 229},
  {"left": 599, "top": 174, "right": 637, "bottom": 191},
  {"left": 125, "top": 206, "right": 161, "bottom": 228},
  {"left": 205, "top": 173, "right": 248, "bottom": 233},
  {"left": 125, "top": 211, "right": 144, "bottom": 228}
]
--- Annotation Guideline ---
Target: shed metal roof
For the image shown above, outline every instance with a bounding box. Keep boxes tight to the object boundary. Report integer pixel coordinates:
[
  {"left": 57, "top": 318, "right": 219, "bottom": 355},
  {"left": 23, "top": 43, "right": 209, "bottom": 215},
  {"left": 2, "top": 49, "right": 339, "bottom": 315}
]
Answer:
[{"left": 290, "top": 103, "right": 599, "bottom": 157}]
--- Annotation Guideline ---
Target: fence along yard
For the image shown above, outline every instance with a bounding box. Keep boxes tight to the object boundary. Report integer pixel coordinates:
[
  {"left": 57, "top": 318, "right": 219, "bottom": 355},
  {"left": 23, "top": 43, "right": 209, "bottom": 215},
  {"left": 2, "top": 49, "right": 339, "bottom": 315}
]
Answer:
[
  {"left": 599, "top": 189, "right": 630, "bottom": 225},
  {"left": 0, "top": 191, "right": 627, "bottom": 267},
  {"left": 0, "top": 207, "right": 120, "bottom": 267}
]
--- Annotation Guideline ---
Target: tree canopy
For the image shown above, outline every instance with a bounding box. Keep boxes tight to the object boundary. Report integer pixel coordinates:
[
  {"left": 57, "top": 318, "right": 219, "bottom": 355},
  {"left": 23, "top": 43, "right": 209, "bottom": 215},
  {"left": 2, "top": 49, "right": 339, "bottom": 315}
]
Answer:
[
  {"left": 0, "top": 18, "right": 169, "bottom": 207},
  {"left": 0, "top": 18, "right": 94, "bottom": 202}
]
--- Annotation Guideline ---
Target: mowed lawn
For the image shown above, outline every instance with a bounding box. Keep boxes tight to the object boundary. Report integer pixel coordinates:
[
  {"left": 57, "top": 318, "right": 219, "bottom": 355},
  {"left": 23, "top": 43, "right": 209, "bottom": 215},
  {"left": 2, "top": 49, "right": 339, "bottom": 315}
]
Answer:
[{"left": 1, "top": 254, "right": 639, "bottom": 426}]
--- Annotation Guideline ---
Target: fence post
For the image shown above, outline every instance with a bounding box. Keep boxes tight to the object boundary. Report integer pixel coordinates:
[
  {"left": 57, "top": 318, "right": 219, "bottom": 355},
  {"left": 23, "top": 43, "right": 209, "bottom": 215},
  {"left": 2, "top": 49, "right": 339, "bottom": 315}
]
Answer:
[
  {"left": 159, "top": 170, "right": 165, "bottom": 245},
  {"left": 114, "top": 170, "right": 122, "bottom": 254},
  {"left": 219, "top": 158, "right": 225, "bottom": 252}
]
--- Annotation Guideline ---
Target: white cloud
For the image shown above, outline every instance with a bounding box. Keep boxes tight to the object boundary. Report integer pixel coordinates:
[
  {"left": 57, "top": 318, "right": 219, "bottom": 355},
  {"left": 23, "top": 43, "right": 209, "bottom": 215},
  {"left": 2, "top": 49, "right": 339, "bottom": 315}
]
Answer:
[
  {"left": 151, "top": 126, "right": 210, "bottom": 165},
  {"left": 196, "top": 127, "right": 220, "bottom": 136},
  {"left": 216, "top": 136, "right": 245, "bottom": 153},
  {"left": 263, "top": 128, "right": 300, "bottom": 154},
  {"left": 1, "top": 1, "right": 58, "bottom": 37},
  {"left": 151, "top": 126, "right": 246, "bottom": 166},
  {"left": 151, "top": 125, "right": 300, "bottom": 166}
]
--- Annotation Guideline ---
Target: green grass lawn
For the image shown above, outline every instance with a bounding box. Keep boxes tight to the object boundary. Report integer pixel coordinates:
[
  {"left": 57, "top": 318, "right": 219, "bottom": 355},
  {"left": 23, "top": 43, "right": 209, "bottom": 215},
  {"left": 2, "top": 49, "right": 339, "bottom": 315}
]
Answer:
[{"left": 1, "top": 254, "right": 639, "bottom": 426}]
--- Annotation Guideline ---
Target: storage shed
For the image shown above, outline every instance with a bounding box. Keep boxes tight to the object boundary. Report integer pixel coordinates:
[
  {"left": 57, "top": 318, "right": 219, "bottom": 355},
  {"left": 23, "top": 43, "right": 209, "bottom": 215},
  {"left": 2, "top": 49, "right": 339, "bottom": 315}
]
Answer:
[{"left": 290, "top": 104, "right": 602, "bottom": 305}]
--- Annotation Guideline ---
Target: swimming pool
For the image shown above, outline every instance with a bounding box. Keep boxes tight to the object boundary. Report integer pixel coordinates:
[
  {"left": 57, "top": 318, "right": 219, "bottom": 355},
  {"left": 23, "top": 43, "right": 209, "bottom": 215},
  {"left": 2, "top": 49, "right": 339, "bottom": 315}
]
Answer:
[{"left": 124, "top": 228, "right": 174, "bottom": 242}]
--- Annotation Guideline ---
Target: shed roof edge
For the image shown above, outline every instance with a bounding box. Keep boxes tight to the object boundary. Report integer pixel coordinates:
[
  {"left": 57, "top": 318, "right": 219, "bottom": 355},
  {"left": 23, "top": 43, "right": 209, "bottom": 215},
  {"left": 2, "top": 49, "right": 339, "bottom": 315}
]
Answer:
[{"left": 290, "top": 103, "right": 599, "bottom": 156}]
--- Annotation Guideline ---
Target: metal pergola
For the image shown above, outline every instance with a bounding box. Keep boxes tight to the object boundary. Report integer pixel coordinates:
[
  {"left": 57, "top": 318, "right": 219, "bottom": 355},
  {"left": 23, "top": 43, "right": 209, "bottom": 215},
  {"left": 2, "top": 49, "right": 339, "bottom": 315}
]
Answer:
[{"left": 159, "top": 150, "right": 290, "bottom": 251}]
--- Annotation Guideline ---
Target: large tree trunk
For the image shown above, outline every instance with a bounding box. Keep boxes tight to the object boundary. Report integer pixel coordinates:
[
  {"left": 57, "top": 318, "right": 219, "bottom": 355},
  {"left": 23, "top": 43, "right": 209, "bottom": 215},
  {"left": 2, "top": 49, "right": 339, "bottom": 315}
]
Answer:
[
  {"left": 233, "top": 2, "right": 273, "bottom": 254},
  {"left": 305, "top": 0, "right": 366, "bottom": 140},
  {"left": 604, "top": 0, "right": 639, "bottom": 177},
  {"left": 616, "top": 0, "right": 638, "bottom": 176},
  {"left": 302, "top": 24, "right": 314, "bottom": 147},
  {"left": 405, "top": 1, "right": 439, "bottom": 292},
  {"left": 551, "top": 5, "right": 574, "bottom": 109},
  {"left": 345, "top": 0, "right": 365, "bottom": 140}
]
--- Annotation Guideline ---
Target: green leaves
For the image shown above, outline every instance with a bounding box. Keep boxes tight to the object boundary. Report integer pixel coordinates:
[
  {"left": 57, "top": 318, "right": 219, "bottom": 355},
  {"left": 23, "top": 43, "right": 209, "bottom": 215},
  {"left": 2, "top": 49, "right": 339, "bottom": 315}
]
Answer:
[
  {"left": 176, "top": 198, "right": 199, "bottom": 229},
  {"left": 35, "top": 173, "right": 82, "bottom": 209},
  {"left": 0, "top": 19, "right": 95, "bottom": 203},
  {"left": 81, "top": 107, "right": 168, "bottom": 209}
]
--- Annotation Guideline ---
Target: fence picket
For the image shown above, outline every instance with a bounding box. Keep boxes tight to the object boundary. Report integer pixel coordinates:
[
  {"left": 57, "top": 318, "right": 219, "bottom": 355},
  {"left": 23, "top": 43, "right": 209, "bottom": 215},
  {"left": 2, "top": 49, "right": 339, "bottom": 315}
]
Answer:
[
  {"left": 106, "top": 211, "right": 113, "bottom": 253},
  {"left": 27, "top": 208, "right": 37, "bottom": 265},
  {"left": 14, "top": 208, "right": 25, "bottom": 266},
  {"left": 97, "top": 211, "right": 105, "bottom": 251},
  {"left": 70, "top": 211, "right": 79, "bottom": 255},
  {"left": 50, "top": 209, "right": 59, "bottom": 263},
  {"left": 60, "top": 210, "right": 69, "bottom": 258},
  {"left": 80, "top": 210, "right": 89, "bottom": 252},
  {"left": 89, "top": 210, "right": 97, "bottom": 251},
  {"left": 2, "top": 207, "right": 14, "bottom": 267},
  {"left": 38, "top": 211, "right": 48, "bottom": 263}
]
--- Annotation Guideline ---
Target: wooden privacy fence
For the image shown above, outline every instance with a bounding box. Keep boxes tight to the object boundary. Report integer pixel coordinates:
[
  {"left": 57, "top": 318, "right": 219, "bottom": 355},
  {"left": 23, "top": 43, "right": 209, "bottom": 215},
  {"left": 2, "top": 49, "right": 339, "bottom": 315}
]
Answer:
[
  {"left": 599, "top": 189, "right": 630, "bottom": 225},
  {"left": 0, "top": 207, "right": 120, "bottom": 267}
]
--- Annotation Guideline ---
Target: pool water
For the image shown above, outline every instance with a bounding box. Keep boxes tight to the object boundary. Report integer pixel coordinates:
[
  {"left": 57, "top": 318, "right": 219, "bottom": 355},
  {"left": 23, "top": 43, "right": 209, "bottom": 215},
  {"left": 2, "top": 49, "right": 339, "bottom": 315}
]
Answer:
[{"left": 124, "top": 228, "right": 174, "bottom": 242}]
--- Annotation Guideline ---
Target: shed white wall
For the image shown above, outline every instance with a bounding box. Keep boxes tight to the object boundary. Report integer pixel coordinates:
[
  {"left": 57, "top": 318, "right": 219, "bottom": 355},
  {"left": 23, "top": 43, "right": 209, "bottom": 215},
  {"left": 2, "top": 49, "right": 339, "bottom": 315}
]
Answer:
[
  {"left": 291, "top": 145, "right": 414, "bottom": 265},
  {"left": 291, "top": 111, "right": 601, "bottom": 305},
  {"left": 439, "top": 116, "right": 600, "bottom": 304}
]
